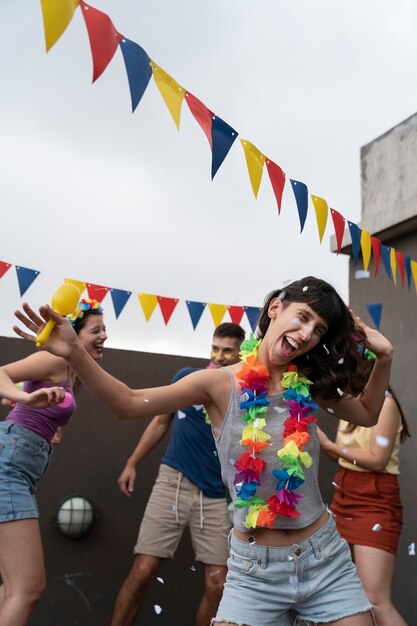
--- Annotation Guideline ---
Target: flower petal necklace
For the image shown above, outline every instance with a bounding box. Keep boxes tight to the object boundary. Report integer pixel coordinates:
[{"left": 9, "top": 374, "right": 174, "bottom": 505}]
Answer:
[{"left": 233, "top": 334, "right": 318, "bottom": 529}]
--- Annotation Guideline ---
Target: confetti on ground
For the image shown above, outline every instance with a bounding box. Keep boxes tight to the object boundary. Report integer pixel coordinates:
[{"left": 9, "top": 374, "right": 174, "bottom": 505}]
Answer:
[
  {"left": 376, "top": 435, "right": 390, "bottom": 447},
  {"left": 154, "top": 605, "right": 162, "bottom": 615},
  {"left": 209, "top": 570, "right": 221, "bottom": 577},
  {"left": 408, "top": 543, "right": 416, "bottom": 556},
  {"left": 156, "top": 577, "right": 164, "bottom": 584},
  {"left": 354, "top": 270, "right": 371, "bottom": 280},
  {"left": 372, "top": 524, "right": 382, "bottom": 532}
]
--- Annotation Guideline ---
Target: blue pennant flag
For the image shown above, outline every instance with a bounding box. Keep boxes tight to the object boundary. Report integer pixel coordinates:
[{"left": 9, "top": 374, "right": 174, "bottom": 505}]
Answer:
[
  {"left": 110, "top": 288, "right": 132, "bottom": 319},
  {"left": 290, "top": 179, "right": 309, "bottom": 232},
  {"left": 365, "top": 303, "right": 383, "bottom": 330},
  {"left": 245, "top": 306, "right": 261, "bottom": 332},
  {"left": 380, "top": 245, "right": 392, "bottom": 280},
  {"left": 347, "top": 221, "right": 362, "bottom": 266},
  {"left": 404, "top": 256, "right": 412, "bottom": 289},
  {"left": 15, "top": 266, "right": 40, "bottom": 297},
  {"left": 119, "top": 38, "right": 152, "bottom": 112},
  {"left": 211, "top": 114, "right": 238, "bottom": 179},
  {"left": 186, "top": 301, "right": 206, "bottom": 330}
]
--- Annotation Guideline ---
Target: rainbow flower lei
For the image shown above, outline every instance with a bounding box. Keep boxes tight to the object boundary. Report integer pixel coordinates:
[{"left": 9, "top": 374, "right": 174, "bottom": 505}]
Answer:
[{"left": 234, "top": 334, "right": 318, "bottom": 529}]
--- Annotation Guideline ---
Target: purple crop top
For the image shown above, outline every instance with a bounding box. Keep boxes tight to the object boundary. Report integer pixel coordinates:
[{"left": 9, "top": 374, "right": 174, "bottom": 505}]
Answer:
[{"left": 7, "top": 377, "right": 76, "bottom": 444}]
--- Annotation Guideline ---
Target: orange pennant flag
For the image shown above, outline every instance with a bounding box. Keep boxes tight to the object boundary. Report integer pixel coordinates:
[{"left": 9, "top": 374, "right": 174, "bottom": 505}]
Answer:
[
  {"left": 311, "top": 196, "right": 328, "bottom": 243},
  {"left": 138, "top": 294, "right": 158, "bottom": 322},
  {"left": 151, "top": 62, "right": 185, "bottom": 129},
  {"left": 240, "top": 139, "right": 265, "bottom": 198},
  {"left": 40, "top": 0, "right": 80, "bottom": 52},
  {"left": 208, "top": 303, "right": 227, "bottom": 328},
  {"left": 64, "top": 278, "right": 86, "bottom": 298},
  {"left": 360, "top": 230, "right": 372, "bottom": 271}
]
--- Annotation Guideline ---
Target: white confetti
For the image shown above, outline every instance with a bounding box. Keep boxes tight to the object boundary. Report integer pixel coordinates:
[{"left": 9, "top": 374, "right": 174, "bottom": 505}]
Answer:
[
  {"left": 177, "top": 410, "right": 187, "bottom": 419},
  {"left": 302, "top": 286, "right": 309, "bottom": 292},
  {"left": 274, "top": 405, "right": 287, "bottom": 414},
  {"left": 338, "top": 357, "right": 344, "bottom": 365},
  {"left": 336, "top": 387, "right": 344, "bottom": 396},
  {"left": 332, "top": 481, "right": 339, "bottom": 489},
  {"left": 193, "top": 404, "right": 204, "bottom": 410},
  {"left": 287, "top": 555, "right": 294, "bottom": 561},
  {"left": 344, "top": 517, "right": 353, "bottom": 521},
  {"left": 209, "top": 570, "right": 221, "bottom": 577},
  {"left": 156, "top": 577, "right": 164, "bottom": 584},
  {"left": 408, "top": 543, "right": 416, "bottom": 556},
  {"left": 229, "top": 458, "right": 236, "bottom": 466},
  {"left": 190, "top": 565, "right": 196, "bottom": 571},
  {"left": 278, "top": 290, "right": 287, "bottom": 300},
  {"left": 289, "top": 575, "right": 298, "bottom": 585},
  {"left": 327, "top": 408, "right": 335, "bottom": 414},
  {"left": 354, "top": 270, "right": 371, "bottom": 280},
  {"left": 376, "top": 435, "right": 390, "bottom": 448},
  {"left": 283, "top": 278, "right": 293, "bottom": 286},
  {"left": 385, "top": 390, "right": 392, "bottom": 397},
  {"left": 154, "top": 605, "right": 162, "bottom": 615},
  {"left": 241, "top": 392, "right": 249, "bottom": 403},
  {"left": 172, "top": 505, "right": 177, "bottom": 512},
  {"left": 213, "top": 450, "right": 217, "bottom": 456},
  {"left": 372, "top": 523, "right": 382, "bottom": 532},
  {"left": 144, "top": 398, "right": 150, "bottom": 403},
  {"left": 323, "top": 344, "right": 330, "bottom": 355}
]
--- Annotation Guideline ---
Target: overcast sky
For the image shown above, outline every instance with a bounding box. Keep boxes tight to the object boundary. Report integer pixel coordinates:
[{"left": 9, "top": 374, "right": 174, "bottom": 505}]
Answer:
[{"left": 1, "top": 1, "right": 416, "bottom": 358}]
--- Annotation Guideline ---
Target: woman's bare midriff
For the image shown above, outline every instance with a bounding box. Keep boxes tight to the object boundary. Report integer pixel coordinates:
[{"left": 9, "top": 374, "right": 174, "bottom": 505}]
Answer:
[{"left": 233, "top": 509, "right": 329, "bottom": 547}]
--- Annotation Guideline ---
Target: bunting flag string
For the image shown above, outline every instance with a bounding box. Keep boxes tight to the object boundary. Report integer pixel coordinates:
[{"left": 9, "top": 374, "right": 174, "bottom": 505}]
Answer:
[{"left": 35, "top": 0, "right": 417, "bottom": 289}]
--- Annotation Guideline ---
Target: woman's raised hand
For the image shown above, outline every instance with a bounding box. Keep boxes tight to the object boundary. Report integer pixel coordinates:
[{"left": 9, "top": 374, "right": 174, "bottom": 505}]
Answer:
[
  {"left": 350, "top": 309, "right": 393, "bottom": 360},
  {"left": 13, "top": 303, "right": 78, "bottom": 359}
]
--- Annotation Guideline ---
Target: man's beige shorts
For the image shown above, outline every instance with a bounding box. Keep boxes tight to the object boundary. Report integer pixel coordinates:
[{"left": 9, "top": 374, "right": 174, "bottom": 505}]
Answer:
[{"left": 134, "top": 464, "right": 230, "bottom": 565}]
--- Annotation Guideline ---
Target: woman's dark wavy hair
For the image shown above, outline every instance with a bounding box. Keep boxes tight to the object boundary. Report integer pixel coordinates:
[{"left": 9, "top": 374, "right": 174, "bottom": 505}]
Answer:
[
  {"left": 257, "top": 276, "right": 369, "bottom": 400},
  {"left": 72, "top": 309, "right": 103, "bottom": 335}
]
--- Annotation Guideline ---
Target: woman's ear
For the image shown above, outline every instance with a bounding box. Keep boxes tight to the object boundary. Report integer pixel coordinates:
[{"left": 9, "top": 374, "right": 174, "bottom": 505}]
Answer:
[{"left": 268, "top": 298, "right": 281, "bottom": 319}]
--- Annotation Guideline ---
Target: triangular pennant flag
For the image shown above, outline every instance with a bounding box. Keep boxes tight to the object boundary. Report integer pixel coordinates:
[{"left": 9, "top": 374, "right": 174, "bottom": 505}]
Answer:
[
  {"left": 138, "top": 293, "right": 158, "bottom": 322},
  {"left": 228, "top": 305, "right": 245, "bottom": 325},
  {"left": 119, "top": 38, "right": 152, "bottom": 112},
  {"left": 240, "top": 139, "right": 265, "bottom": 198},
  {"left": 15, "top": 266, "right": 40, "bottom": 297},
  {"left": 208, "top": 303, "right": 227, "bottom": 327},
  {"left": 64, "top": 278, "right": 86, "bottom": 297},
  {"left": 265, "top": 158, "right": 285, "bottom": 214},
  {"left": 330, "top": 209, "right": 346, "bottom": 254},
  {"left": 390, "top": 248, "right": 397, "bottom": 286},
  {"left": 80, "top": 2, "right": 123, "bottom": 83},
  {"left": 404, "top": 256, "right": 412, "bottom": 289},
  {"left": 40, "top": 0, "right": 80, "bottom": 52},
  {"left": 395, "top": 251, "right": 405, "bottom": 287},
  {"left": 211, "top": 114, "right": 238, "bottom": 179},
  {"left": 186, "top": 301, "right": 206, "bottom": 330},
  {"left": 347, "top": 221, "right": 362, "bottom": 266},
  {"left": 290, "top": 180, "right": 309, "bottom": 233},
  {"left": 158, "top": 296, "right": 179, "bottom": 325},
  {"left": 185, "top": 92, "right": 213, "bottom": 148},
  {"left": 151, "top": 62, "right": 185, "bottom": 129},
  {"left": 371, "top": 236, "right": 381, "bottom": 276},
  {"left": 311, "top": 196, "right": 328, "bottom": 243},
  {"left": 411, "top": 260, "right": 417, "bottom": 295},
  {"left": 0, "top": 260, "right": 12, "bottom": 279},
  {"left": 360, "top": 230, "right": 372, "bottom": 271},
  {"left": 245, "top": 306, "right": 261, "bottom": 332},
  {"left": 86, "top": 283, "right": 109, "bottom": 302},
  {"left": 365, "top": 303, "right": 383, "bottom": 330},
  {"left": 380, "top": 245, "right": 392, "bottom": 280},
  {"left": 110, "top": 288, "right": 132, "bottom": 319}
]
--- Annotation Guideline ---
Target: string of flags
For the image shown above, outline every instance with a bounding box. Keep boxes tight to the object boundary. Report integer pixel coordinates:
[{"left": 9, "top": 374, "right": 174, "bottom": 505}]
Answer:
[
  {"left": 0, "top": 260, "right": 262, "bottom": 331},
  {"left": 37, "top": 0, "right": 417, "bottom": 293}
]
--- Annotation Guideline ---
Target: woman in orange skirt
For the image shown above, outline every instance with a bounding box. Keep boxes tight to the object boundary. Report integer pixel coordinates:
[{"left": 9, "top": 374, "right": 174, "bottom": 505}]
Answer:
[{"left": 318, "top": 385, "right": 410, "bottom": 626}]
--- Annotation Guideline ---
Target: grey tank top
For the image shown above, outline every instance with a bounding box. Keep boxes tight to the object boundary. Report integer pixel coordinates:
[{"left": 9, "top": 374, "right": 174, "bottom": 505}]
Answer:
[{"left": 215, "top": 369, "right": 326, "bottom": 532}]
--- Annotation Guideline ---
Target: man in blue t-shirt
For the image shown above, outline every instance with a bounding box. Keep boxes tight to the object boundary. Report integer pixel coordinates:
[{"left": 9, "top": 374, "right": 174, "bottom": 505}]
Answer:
[{"left": 111, "top": 323, "right": 245, "bottom": 626}]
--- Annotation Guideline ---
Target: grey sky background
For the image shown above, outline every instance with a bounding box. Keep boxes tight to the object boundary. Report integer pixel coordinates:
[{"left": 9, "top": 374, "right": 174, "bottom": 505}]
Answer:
[{"left": 1, "top": 1, "right": 416, "bottom": 357}]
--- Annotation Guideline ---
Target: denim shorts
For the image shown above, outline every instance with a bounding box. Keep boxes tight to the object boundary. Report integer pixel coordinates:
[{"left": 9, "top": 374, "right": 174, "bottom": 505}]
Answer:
[
  {"left": 213, "top": 514, "right": 374, "bottom": 626},
  {"left": 0, "top": 422, "right": 51, "bottom": 522}
]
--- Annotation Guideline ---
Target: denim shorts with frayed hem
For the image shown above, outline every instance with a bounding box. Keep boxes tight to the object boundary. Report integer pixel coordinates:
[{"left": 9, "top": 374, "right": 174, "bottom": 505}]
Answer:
[
  {"left": 0, "top": 422, "right": 51, "bottom": 522},
  {"left": 212, "top": 514, "right": 374, "bottom": 626}
]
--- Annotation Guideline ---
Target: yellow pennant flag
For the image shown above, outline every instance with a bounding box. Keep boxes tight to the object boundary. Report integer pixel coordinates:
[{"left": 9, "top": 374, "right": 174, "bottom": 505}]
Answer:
[
  {"left": 64, "top": 278, "right": 86, "bottom": 297},
  {"left": 360, "top": 230, "right": 372, "bottom": 270},
  {"left": 411, "top": 260, "right": 417, "bottom": 294},
  {"left": 311, "top": 196, "right": 328, "bottom": 243},
  {"left": 40, "top": 0, "right": 80, "bottom": 52},
  {"left": 208, "top": 303, "right": 227, "bottom": 328},
  {"left": 151, "top": 62, "right": 185, "bottom": 129},
  {"left": 240, "top": 139, "right": 265, "bottom": 198},
  {"left": 390, "top": 248, "right": 397, "bottom": 286},
  {"left": 138, "top": 294, "right": 158, "bottom": 322}
]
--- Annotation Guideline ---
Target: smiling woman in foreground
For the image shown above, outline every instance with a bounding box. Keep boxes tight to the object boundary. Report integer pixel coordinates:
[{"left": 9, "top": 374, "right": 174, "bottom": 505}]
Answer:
[{"left": 14, "top": 277, "right": 393, "bottom": 626}]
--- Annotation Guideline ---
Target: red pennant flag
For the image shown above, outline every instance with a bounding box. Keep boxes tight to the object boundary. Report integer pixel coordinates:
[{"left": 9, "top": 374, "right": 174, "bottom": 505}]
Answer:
[
  {"left": 330, "top": 209, "right": 346, "bottom": 254},
  {"left": 395, "top": 251, "right": 406, "bottom": 287},
  {"left": 0, "top": 260, "right": 12, "bottom": 279},
  {"left": 265, "top": 158, "right": 286, "bottom": 214},
  {"left": 185, "top": 92, "right": 213, "bottom": 148},
  {"left": 371, "top": 236, "right": 381, "bottom": 276},
  {"left": 86, "top": 283, "right": 109, "bottom": 302},
  {"left": 228, "top": 305, "right": 245, "bottom": 325},
  {"left": 158, "top": 296, "right": 179, "bottom": 325},
  {"left": 80, "top": 1, "right": 123, "bottom": 82}
]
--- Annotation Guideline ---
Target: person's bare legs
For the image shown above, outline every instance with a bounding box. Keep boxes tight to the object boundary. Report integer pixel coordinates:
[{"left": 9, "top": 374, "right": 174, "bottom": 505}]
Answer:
[
  {"left": 110, "top": 554, "right": 160, "bottom": 626},
  {"left": 196, "top": 564, "right": 227, "bottom": 626},
  {"left": 0, "top": 518, "right": 46, "bottom": 626},
  {"left": 353, "top": 545, "right": 408, "bottom": 626}
]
